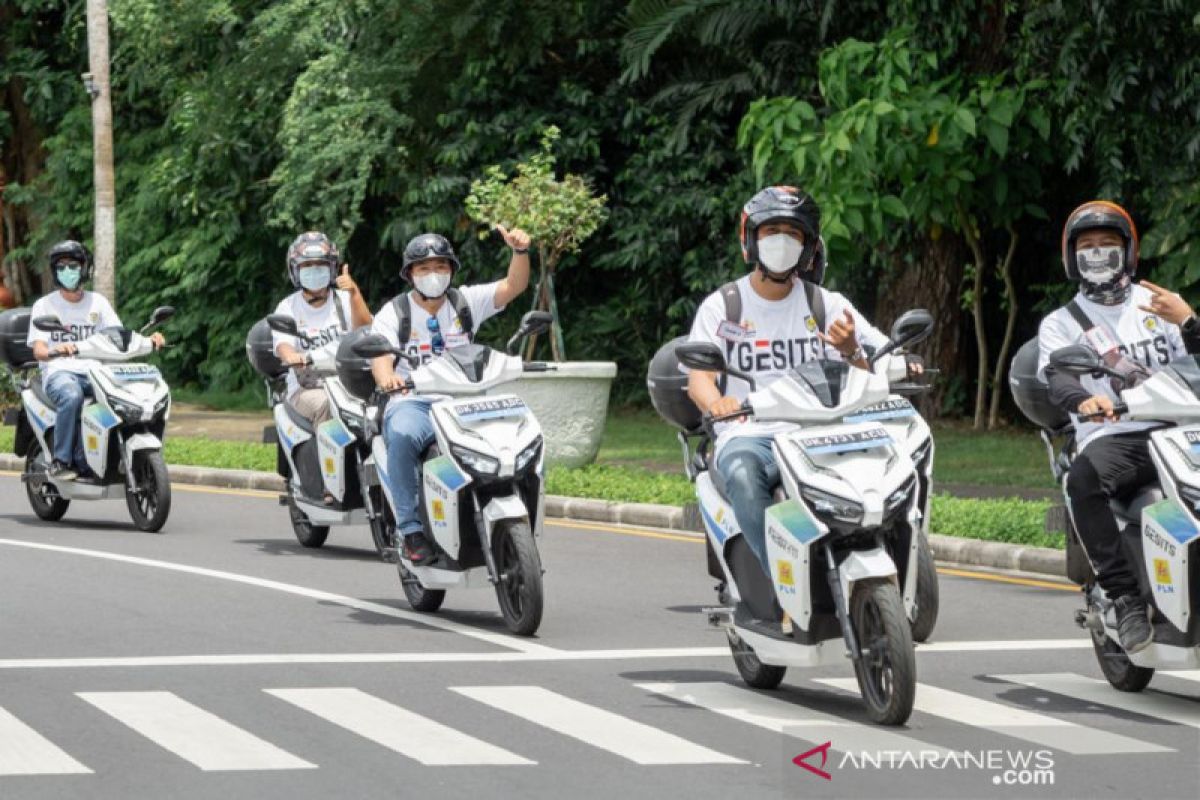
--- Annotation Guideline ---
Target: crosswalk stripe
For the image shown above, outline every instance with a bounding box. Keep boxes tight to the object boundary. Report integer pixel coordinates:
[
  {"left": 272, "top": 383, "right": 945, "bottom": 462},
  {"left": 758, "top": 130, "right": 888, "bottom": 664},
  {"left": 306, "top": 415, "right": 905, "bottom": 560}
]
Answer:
[
  {"left": 815, "top": 679, "right": 1172, "bottom": 755},
  {"left": 78, "top": 692, "right": 316, "bottom": 771},
  {"left": 638, "top": 682, "right": 953, "bottom": 757},
  {"left": 452, "top": 686, "right": 746, "bottom": 765},
  {"left": 0, "top": 706, "right": 91, "bottom": 775},
  {"left": 994, "top": 673, "right": 1200, "bottom": 729},
  {"left": 1164, "top": 670, "right": 1200, "bottom": 685},
  {"left": 266, "top": 688, "right": 533, "bottom": 766}
]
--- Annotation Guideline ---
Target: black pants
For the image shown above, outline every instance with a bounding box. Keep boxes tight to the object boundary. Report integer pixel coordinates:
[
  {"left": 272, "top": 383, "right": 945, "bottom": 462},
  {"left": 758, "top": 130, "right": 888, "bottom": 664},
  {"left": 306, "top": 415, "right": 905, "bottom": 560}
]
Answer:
[{"left": 1065, "top": 433, "right": 1157, "bottom": 600}]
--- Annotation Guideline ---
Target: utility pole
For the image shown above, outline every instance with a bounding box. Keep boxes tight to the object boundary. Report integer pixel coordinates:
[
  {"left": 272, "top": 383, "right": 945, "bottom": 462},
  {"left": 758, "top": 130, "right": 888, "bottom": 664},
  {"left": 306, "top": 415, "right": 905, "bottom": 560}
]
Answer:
[{"left": 85, "top": 0, "right": 116, "bottom": 304}]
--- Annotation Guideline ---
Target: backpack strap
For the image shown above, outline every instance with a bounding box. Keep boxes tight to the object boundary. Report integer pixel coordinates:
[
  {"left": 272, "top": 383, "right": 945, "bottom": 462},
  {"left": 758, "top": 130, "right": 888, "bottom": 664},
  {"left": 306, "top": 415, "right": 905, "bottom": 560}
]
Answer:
[
  {"left": 390, "top": 289, "right": 475, "bottom": 346},
  {"left": 1065, "top": 299, "right": 1094, "bottom": 334},
  {"left": 390, "top": 293, "right": 413, "bottom": 346},
  {"left": 801, "top": 279, "right": 826, "bottom": 333},
  {"left": 333, "top": 289, "right": 349, "bottom": 333},
  {"left": 719, "top": 281, "right": 741, "bottom": 324}
]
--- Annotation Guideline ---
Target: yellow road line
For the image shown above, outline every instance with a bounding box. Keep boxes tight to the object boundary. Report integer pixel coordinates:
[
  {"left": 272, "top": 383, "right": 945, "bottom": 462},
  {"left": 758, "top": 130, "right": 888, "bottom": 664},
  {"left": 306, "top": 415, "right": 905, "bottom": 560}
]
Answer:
[
  {"left": 935, "top": 566, "right": 1076, "bottom": 591},
  {"left": 547, "top": 518, "right": 702, "bottom": 543},
  {"left": 171, "top": 483, "right": 279, "bottom": 499}
]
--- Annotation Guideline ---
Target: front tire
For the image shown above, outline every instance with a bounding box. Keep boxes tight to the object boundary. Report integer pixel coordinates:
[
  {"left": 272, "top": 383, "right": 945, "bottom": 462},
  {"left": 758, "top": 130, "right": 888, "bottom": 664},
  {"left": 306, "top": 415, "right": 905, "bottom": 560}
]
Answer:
[
  {"left": 493, "top": 519, "right": 543, "bottom": 636},
  {"left": 127, "top": 450, "right": 171, "bottom": 532},
  {"left": 727, "top": 629, "right": 786, "bottom": 690},
  {"left": 1091, "top": 627, "right": 1154, "bottom": 692},
  {"left": 24, "top": 441, "right": 69, "bottom": 521},
  {"left": 910, "top": 531, "right": 940, "bottom": 642},
  {"left": 851, "top": 579, "right": 916, "bottom": 726},
  {"left": 287, "top": 492, "right": 329, "bottom": 548},
  {"left": 399, "top": 562, "right": 446, "bottom": 612}
]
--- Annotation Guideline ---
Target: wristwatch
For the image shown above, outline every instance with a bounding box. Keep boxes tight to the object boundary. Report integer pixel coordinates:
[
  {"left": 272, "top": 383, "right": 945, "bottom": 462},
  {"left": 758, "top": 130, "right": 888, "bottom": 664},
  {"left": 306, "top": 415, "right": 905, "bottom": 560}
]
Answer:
[
  {"left": 845, "top": 345, "right": 866, "bottom": 363},
  {"left": 511, "top": 247, "right": 530, "bottom": 255}
]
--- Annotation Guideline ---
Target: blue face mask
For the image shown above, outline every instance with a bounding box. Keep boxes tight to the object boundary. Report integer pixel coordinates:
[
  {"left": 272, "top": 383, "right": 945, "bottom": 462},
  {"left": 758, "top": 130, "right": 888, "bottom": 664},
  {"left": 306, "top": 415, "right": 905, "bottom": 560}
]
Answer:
[
  {"left": 56, "top": 266, "right": 83, "bottom": 291},
  {"left": 298, "top": 265, "right": 331, "bottom": 292}
]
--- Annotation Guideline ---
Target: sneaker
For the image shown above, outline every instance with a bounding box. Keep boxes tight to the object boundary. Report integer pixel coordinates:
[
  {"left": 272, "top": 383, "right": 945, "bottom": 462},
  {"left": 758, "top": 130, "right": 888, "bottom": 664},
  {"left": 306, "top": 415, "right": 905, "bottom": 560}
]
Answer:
[
  {"left": 75, "top": 467, "right": 101, "bottom": 484},
  {"left": 1114, "top": 595, "right": 1153, "bottom": 654},
  {"left": 402, "top": 531, "right": 435, "bottom": 565},
  {"left": 47, "top": 461, "right": 77, "bottom": 482}
]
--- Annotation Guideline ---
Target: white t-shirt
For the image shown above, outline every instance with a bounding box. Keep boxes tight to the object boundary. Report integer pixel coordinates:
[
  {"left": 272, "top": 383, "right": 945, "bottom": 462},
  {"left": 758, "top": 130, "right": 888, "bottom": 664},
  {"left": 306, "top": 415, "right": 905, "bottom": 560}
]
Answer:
[
  {"left": 688, "top": 275, "right": 888, "bottom": 450},
  {"left": 370, "top": 282, "right": 504, "bottom": 404},
  {"left": 26, "top": 291, "right": 122, "bottom": 378},
  {"left": 271, "top": 289, "right": 355, "bottom": 399},
  {"left": 1037, "top": 286, "right": 1187, "bottom": 450}
]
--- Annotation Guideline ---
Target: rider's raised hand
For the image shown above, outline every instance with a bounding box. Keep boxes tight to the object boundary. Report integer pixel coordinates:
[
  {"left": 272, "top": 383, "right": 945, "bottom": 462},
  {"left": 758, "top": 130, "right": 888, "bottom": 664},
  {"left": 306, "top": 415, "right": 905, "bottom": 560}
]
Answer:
[
  {"left": 817, "top": 308, "right": 860, "bottom": 358},
  {"left": 335, "top": 264, "right": 359, "bottom": 295},
  {"left": 494, "top": 224, "right": 531, "bottom": 252},
  {"left": 1137, "top": 280, "right": 1194, "bottom": 325},
  {"left": 1078, "top": 394, "right": 1116, "bottom": 421}
]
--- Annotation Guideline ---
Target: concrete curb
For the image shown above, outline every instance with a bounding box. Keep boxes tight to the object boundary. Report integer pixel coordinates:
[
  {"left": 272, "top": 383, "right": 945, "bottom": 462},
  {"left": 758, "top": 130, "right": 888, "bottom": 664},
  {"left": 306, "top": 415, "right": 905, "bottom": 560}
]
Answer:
[{"left": 0, "top": 454, "right": 1067, "bottom": 579}]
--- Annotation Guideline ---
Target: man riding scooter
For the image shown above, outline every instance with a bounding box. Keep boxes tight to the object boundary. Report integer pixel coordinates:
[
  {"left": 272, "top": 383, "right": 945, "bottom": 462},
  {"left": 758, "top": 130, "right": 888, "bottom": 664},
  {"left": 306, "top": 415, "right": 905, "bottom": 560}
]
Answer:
[{"left": 1037, "top": 200, "right": 1200, "bottom": 653}]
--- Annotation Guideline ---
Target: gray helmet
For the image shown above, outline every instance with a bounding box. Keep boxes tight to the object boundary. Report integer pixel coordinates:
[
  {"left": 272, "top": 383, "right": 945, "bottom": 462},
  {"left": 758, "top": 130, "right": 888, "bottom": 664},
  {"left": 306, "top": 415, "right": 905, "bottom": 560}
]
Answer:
[
  {"left": 286, "top": 231, "right": 340, "bottom": 289},
  {"left": 739, "top": 186, "right": 822, "bottom": 282},
  {"left": 401, "top": 233, "right": 460, "bottom": 283}
]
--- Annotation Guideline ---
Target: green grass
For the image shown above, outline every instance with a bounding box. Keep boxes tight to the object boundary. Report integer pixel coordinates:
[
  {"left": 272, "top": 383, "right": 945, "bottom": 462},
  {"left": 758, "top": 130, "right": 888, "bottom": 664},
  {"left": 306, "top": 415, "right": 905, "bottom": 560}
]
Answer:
[
  {"left": 163, "top": 437, "right": 275, "bottom": 472},
  {"left": 172, "top": 384, "right": 268, "bottom": 412},
  {"left": 546, "top": 464, "right": 695, "bottom": 507},
  {"left": 930, "top": 494, "right": 1063, "bottom": 549}
]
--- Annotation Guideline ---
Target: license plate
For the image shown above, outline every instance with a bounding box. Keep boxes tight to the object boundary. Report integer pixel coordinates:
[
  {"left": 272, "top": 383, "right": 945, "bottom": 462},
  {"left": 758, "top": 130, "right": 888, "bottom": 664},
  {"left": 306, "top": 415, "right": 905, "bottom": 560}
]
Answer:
[
  {"left": 452, "top": 397, "right": 527, "bottom": 421},
  {"left": 797, "top": 426, "right": 892, "bottom": 455},
  {"left": 843, "top": 398, "right": 916, "bottom": 424},
  {"left": 108, "top": 364, "right": 160, "bottom": 382}
]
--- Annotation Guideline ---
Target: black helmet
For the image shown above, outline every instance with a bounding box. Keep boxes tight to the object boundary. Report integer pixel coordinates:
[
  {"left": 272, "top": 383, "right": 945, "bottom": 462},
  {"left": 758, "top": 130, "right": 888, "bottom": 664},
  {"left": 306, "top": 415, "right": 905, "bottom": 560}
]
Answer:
[
  {"left": 401, "top": 233, "right": 460, "bottom": 283},
  {"left": 739, "top": 186, "right": 822, "bottom": 282},
  {"left": 286, "top": 231, "right": 340, "bottom": 289},
  {"left": 48, "top": 240, "right": 92, "bottom": 288}
]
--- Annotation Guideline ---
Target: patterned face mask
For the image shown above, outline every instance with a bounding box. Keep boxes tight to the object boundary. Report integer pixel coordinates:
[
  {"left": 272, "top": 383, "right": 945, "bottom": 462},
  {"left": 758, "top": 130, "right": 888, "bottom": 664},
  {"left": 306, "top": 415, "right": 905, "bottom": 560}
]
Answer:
[{"left": 1077, "top": 245, "right": 1124, "bottom": 286}]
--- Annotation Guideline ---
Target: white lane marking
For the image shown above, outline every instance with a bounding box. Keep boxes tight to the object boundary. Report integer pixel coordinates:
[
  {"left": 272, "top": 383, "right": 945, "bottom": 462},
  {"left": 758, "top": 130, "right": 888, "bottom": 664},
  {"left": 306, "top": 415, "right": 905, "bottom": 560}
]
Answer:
[
  {"left": 1164, "top": 670, "right": 1200, "bottom": 685},
  {"left": 0, "top": 706, "right": 91, "bottom": 775},
  {"left": 638, "top": 682, "right": 953, "bottom": 757},
  {"left": 78, "top": 691, "right": 315, "bottom": 771},
  {"left": 916, "top": 639, "right": 1092, "bottom": 652},
  {"left": 267, "top": 688, "right": 532, "bottom": 766},
  {"left": 995, "top": 673, "right": 1200, "bottom": 728},
  {"left": 452, "top": 686, "right": 745, "bottom": 765},
  {"left": 0, "top": 537, "right": 551, "bottom": 655},
  {"left": 816, "top": 678, "right": 1172, "bottom": 755}
]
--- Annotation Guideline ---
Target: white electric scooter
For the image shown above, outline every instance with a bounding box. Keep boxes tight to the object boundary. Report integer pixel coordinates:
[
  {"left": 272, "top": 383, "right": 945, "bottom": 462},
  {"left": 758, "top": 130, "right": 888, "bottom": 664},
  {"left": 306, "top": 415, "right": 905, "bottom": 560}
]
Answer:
[
  {"left": 1031, "top": 345, "right": 1200, "bottom": 689},
  {"left": 5, "top": 307, "right": 175, "bottom": 531},
  {"left": 675, "top": 310, "right": 934, "bottom": 725},
  {"left": 351, "top": 311, "right": 554, "bottom": 636}
]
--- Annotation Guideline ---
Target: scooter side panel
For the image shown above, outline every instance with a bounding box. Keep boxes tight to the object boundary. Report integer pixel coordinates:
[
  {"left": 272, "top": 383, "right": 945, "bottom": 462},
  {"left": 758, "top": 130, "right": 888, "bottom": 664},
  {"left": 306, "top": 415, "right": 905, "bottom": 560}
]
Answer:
[
  {"left": 22, "top": 389, "right": 56, "bottom": 439},
  {"left": 81, "top": 402, "right": 119, "bottom": 477},
  {"left": 1141, "top": 499, "right": 1197, "bottom": 632},
  {"left": 695, "top": 474, "right": 740, "bottom": 601},
  {"left": 274, "top": 404, "right": 312, "bottom": 481},
  {"left": 423, "top": 455, "right": 472, "bottom": 559},
  {"left": 316, "top": 417, "right": 353, "bottom": 502},
  {"left": 764, "top": 498, "right": 824, "bottom": 632}
]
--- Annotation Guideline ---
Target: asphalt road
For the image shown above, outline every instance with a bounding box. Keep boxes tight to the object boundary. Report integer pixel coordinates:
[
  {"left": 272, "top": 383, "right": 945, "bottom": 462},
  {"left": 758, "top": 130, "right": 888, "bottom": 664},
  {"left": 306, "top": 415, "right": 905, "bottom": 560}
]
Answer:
[{"left": 0, "top": 473, "right": 1197, "bottom": 800}]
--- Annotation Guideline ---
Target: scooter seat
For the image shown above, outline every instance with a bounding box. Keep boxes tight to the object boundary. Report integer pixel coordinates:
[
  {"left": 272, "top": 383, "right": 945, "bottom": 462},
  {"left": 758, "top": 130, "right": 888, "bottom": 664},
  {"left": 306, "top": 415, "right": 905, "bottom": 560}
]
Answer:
[
  {"left": 283, "top": 402, "right": 316, "bottom": 435},
  {"left": 1108, "top": 486, "right": 1163, "bottom": 526}
]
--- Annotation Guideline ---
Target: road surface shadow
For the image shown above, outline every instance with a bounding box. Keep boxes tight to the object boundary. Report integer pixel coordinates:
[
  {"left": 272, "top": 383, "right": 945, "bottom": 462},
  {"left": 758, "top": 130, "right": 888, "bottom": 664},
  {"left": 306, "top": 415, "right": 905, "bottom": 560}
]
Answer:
[
  {"left": 0, "top": 513, "right": 137, "bottom": 533},
  {"left": 236, "top": 537, "right": 382, "bottom": 563}
]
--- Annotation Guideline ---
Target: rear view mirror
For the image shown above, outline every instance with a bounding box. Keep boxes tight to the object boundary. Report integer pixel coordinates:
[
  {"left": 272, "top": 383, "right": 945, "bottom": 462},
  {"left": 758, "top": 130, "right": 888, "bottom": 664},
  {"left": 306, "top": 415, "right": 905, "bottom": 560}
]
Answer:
[
  {"left": 675, "top": 342, "right": 727, "bottom": 373},
  {"left": 141, "top": 305, "right": 176, "bottom": 335},
  {"left": 351, "top": 334, "right": 398, "bottom": 359},
  {"left": 1049, "top": 345, "right": 1101, "bottom": 376},
  {"left": 32, "top": 316, "right": 66, "bottom": 334},
  {"left": 889, "top": 309, "right": 934, "bottom": 349},
  {"left": 507, "top": 310, "right": 555, "bottom": 355},
  {"left": 266, "top": 314, "right": 300, "bottom": 337}
]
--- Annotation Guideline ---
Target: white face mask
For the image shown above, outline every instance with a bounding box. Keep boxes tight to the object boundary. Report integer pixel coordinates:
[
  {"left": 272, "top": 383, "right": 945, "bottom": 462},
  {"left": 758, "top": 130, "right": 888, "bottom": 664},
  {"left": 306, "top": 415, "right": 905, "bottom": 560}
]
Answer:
[
  {"left": 414, "top": 271, "right": 451, "bottom": 298},
  {"left": 758, "top": 233, "right": 804, "bottom": 274},
  {"left": 1076, "top": 245, "right": 1124, "bottom": 285},
  {"left": 298, "top": 265, "right": 331, "bottom": 292}
]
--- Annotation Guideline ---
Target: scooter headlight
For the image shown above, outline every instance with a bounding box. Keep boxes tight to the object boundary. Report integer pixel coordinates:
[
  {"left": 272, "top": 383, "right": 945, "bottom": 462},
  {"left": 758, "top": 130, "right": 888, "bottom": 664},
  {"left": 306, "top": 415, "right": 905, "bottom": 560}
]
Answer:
[
  {"left": 108, "top": 396, "right": 143, "bottom": 423},
  {"left": 515, "top": 436, "right": 543, "bottom": 473},
  {"left": 800, "top": 485, "right": 864, "bottom": 526},
  {"left": 886, "top": 476, "right": 917, "bottom": 515},
  {"left": 152, "top": 395, "right": 170, "bottom": 418},
  {"left": 450, "top": 444, "right": 499, "bottom": 476}
]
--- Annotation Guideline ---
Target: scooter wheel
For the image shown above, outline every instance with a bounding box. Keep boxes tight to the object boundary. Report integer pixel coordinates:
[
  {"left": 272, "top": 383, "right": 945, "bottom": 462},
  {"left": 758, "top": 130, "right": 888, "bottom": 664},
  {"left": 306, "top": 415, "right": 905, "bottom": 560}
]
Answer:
[
  {"left": 1091, "top": 628, "right": 1154, "bottom": 692},
  {"left": 910, "top": 531, "right": 940, "bottom": 642},
  {"left": 24, "top": 443, "right": 69, "bottom": 522},
  {"left": 287, "top": 494, "right": 329, "bottom": 548},
  {"left": 399, "top": 563, "right": 446, "bottom": 612},
  {"left": 727, "top": 630, "right": 786, "bottom": 690},
  {"left": 851, "top": 578, "right": 916, "bottom": 726},
  {"left": 127, "top": 450, "right": 171, "bottom": 532},
  {"left": 493, "top": 519, "right": 543, "bottom": 636}
]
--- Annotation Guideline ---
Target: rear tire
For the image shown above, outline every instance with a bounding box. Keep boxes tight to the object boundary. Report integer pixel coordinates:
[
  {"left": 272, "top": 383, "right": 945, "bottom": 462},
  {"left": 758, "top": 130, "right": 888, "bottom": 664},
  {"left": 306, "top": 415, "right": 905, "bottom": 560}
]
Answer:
[
  {"left": 127, "top": 450, "right": 171, "bottom": 532},
  {"left": 1091, "top": 628, "right": 1154, "bottom": 692},
  {"left": 24, "top": 441, "right": 69, "bottom": 521},
  {"left": 910, "top": 531, "right": 940, "bottom": 642},
  {"left": 851, "top": 579, "right": 916, "bottom": 726},
  {"left": 399, "top": 562, "right": 446, "bottom": 612},
  {"left": 727, "top": 629, "right": 786, "bottom": 690},
  {"left": 493, "top": 519, "right": 544, "bottom": 636},
  {"left": 287, "top": 492, "right": 329, "bottom": 548}
]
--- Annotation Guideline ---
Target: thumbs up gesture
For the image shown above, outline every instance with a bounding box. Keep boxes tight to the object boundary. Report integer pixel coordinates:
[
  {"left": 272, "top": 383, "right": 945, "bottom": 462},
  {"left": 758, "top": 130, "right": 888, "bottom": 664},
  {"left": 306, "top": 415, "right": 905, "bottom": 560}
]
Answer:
[
  {"left": 494, "top": 224, "right": 531, "bottom": 252},
  {"left": 335, "top": 264, "right": 359, "bottom": 295}
]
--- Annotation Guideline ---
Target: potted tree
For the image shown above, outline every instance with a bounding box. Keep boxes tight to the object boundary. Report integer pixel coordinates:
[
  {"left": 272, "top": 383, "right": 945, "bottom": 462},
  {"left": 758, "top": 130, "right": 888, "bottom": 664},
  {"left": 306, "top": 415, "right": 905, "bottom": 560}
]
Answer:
[{"left": 466, "top": 126, "right": 616, "bottom": 468}]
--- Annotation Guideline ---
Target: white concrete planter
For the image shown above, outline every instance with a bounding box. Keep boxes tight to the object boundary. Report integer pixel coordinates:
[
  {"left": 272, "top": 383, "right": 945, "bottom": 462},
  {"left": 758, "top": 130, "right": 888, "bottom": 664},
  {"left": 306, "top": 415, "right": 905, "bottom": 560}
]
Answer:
[{"left": 507, "top": 361, "right": 618, "bottom": 469}]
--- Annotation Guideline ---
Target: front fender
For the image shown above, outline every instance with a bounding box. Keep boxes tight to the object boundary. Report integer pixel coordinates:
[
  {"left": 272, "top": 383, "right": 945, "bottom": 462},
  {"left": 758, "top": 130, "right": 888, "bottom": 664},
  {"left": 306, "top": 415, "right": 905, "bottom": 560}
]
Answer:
[
  {"left": 480, "top": 494, "right": 529, "bottom": 547},
  {"left": 837, "top": 546, "right": 898, "bottom": 609},
  {"left": 124, "top": 433, "right": 162, "bottom": 455}
]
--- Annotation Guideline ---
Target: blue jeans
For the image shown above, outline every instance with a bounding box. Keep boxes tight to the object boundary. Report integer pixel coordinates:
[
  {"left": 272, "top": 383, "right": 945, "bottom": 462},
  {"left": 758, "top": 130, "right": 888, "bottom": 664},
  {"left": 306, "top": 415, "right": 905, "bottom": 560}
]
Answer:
[
  {"left": 382, "top": 398, "right": 436, "bottom": 538},
  {"left": 715, "top": 436, "right": 779, "bottom": 574},
  {"left": 44, "top": 371, "right": 92, "bottom": 467}
]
